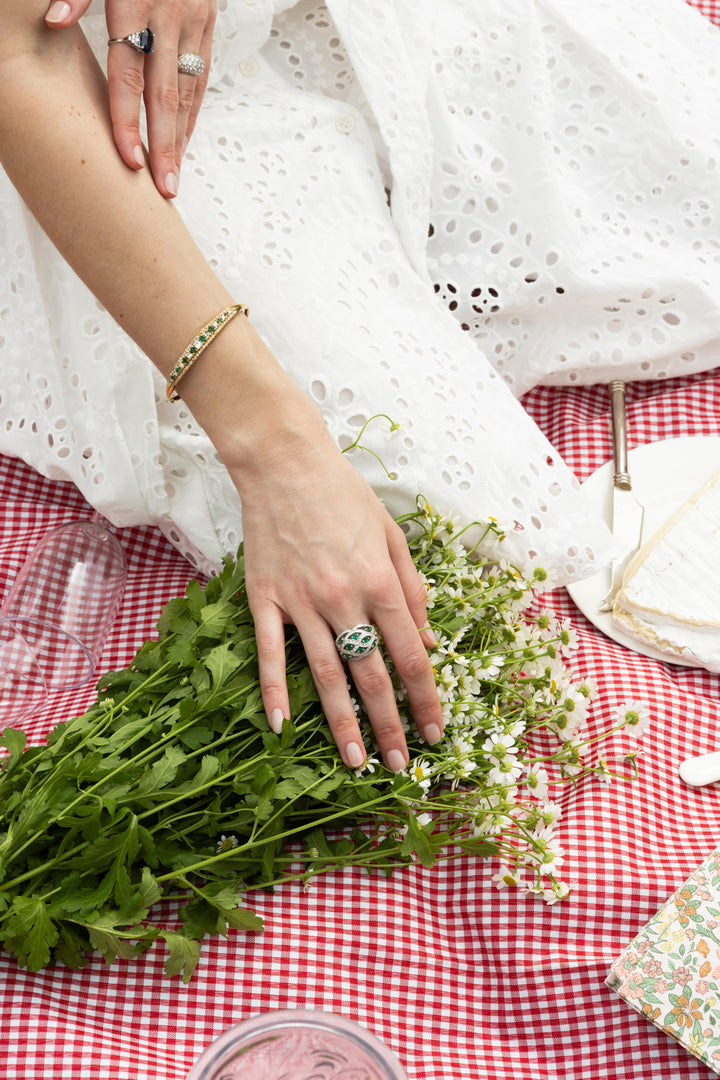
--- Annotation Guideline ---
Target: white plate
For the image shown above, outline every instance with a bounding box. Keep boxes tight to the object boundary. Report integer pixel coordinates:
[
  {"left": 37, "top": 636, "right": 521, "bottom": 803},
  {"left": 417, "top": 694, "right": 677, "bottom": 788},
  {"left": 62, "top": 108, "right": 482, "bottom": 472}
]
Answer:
[{"left": 566, "top": 436, "right": 720, "bottom": 667}]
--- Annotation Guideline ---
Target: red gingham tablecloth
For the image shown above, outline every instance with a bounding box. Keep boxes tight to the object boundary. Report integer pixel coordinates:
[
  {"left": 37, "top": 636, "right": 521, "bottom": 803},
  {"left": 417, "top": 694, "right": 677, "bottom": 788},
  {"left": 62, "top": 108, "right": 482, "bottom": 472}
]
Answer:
[
  {"left": 2, "top": 5, "right": 720, "bottom": 1076},
  {"left": 3, "top": 375, "right": 720, "bottom": 1080}
]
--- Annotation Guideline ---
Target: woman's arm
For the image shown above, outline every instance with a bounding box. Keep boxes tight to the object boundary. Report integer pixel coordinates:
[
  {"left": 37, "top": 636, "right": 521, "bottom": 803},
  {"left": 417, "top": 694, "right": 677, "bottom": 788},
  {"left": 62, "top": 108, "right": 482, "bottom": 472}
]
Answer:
[
  {"left": 1, "top": 6, "right": 230, "bottom": 362},
  {"left": 0, "top": 6, "right": 444, "bottom": 771}
]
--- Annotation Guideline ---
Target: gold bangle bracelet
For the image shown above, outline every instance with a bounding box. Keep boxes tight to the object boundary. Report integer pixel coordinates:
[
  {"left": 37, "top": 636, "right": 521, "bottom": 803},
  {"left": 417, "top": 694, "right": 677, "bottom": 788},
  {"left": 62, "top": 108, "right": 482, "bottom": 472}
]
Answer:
[{"left": 166, "top": 303, "right": 249, "bottom": 402}]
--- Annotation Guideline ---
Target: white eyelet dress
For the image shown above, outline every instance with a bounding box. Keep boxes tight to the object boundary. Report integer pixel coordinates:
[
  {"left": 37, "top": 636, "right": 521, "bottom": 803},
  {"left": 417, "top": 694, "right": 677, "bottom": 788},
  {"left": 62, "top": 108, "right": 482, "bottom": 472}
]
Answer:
[{"left": 0, "top": 0, "right": 718, "bottom": 581}]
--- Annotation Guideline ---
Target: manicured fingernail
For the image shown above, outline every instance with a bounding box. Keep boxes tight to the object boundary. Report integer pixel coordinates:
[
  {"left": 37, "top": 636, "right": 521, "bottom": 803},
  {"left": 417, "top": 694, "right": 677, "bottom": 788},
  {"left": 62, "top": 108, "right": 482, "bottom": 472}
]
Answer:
[
  {"left": 423, "top": 723, "right": 442, "bottom": 745},
  {"left": 165, "top": 171, "right": 178, "bottom": 196},
  {"left": 269, "top": 708, "right": 284, "bottom": 734},
  {"left": 46, "top": 2, "right": 71, "bottom": 24},
  {"left": 132, "top": 145, "right": 145, "bottom": 168},
  {"left": 345, "top": 741, "right": 364, "bottom": 769},
  {"left": 422, "top": 627, "right": 438, "bottom": 648},
  {"left": 387, "top": 749, "right": 406, "bottom": 773}
]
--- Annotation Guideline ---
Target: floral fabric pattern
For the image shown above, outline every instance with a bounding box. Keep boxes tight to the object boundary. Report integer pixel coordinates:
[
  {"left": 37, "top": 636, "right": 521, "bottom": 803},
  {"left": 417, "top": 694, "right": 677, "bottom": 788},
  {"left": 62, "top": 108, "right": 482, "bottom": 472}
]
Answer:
[{"left": 608, "top": 850, "right": 720, "bottom": 1075}]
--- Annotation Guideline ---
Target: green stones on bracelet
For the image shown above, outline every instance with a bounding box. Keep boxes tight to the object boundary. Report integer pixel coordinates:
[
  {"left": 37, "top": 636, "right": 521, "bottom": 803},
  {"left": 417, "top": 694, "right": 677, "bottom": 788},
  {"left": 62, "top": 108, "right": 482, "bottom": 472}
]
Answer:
[{"left": 166, "top": 303, "right": 249, "bottom": 402}]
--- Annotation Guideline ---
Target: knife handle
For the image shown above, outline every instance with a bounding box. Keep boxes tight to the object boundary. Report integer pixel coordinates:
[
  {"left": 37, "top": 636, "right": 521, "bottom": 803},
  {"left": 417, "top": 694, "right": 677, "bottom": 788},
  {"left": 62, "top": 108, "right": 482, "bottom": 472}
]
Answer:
[{"left": 609, "top": 379, "right": 632, "bottom": 491}]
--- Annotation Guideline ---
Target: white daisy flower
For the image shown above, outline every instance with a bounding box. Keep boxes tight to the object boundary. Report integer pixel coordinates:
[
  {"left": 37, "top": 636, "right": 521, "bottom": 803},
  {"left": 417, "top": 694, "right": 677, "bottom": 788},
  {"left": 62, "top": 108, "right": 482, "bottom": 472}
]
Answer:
[
  {"left": 527, "top": 880, "right": 572, "bottom": 904},
  {"left": 505, "top": 718, "right": 527, "bottom": 740},
  {"left": 482, "top": 731, "right": 518, "bottom": 760},
  {"left": 532, "top": 834, "right": 565, "bottom": 870},
  {"left": 216, "top": 834, "right": 239, "bottom": 854},
  {"left": 407, "top": 757, "right": 433, "bottom": 793},
  {"left": 536, "top": 801, "right": 563, "bottom": 828},
  {"left": 492, "top": 866, "right": 521, "bottom": 889},
  {"left": 488, "top": 758, "right": 524, "bottom": 785},
  {"left": 613, "top": 700, "right": 651, "bottom": 737},
  {"left": 477, "top": 654, "right": 504, "bottom": 680},
  {"left": 448, "top": 732, "right": 474, "bottom": 757},
  {"left": 526, "top": 764, "right": 550, "bottom": 800},
  {"left": 455, "top": 673, "right": 483, "bottom": 697},
  {"left": 551, "top": 711, "right": 586, "bottom": 743},
  {"left": 558, "top": 618, "right": 579, "bottom": 655},
  {"left": 531, "top": 567, "right": 559, "bottom": 593},
  {"left": 562, "top": 686, "right": 591, "bottom": 721},
  {"left": 533, "top": 821, "right": 560, "bottom": 845},
  {"left": 575, "top": 675, "right": 599, "bottom": 701},
  {"left": 596, "top": 758, "right": 614, "bottom": 783}
]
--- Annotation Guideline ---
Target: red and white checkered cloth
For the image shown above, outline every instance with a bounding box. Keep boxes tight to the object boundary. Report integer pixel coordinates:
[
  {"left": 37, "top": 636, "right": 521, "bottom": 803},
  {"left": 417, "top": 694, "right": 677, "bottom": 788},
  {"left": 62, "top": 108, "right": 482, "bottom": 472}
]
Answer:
[
  {"left": 2, "top": 4, "right": 720, "bottom": 1076},
  {"left": 692, "top": 0, "right": 720, "bottom": 18},
  {"left": 3, "top": 371, "right": 720, "bottom": 1080}
]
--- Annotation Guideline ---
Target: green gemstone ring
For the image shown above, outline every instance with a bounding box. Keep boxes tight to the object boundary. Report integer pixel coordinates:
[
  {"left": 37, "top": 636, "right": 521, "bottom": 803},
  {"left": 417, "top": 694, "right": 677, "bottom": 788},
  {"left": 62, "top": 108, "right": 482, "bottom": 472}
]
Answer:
[{"left": 335, "top": 624, "right": 380, "bottom": 661}]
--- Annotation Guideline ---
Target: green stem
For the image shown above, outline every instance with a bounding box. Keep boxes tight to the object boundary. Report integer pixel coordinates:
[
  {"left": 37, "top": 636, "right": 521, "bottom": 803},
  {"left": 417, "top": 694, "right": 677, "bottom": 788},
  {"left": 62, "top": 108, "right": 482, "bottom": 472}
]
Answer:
[{"left": 154, "top": 783, "right": 411, "bottom": 884}]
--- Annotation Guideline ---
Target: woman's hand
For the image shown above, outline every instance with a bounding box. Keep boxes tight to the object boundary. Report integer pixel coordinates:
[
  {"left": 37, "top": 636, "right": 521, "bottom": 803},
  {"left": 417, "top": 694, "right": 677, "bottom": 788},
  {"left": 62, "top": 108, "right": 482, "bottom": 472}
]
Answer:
[
  {"left": 238, "top": 425, "right": 444, "bottom": 772},
  {"left": 45, "top": 0, "right": 216, "bottom": 198},
  {"left": 194, "top": 331, "right": 445, "bottom": 774}
]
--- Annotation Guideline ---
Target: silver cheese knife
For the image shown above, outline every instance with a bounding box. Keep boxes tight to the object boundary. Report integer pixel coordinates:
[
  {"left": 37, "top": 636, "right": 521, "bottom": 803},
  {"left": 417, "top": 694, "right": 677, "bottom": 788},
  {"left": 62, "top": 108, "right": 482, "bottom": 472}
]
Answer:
[{"left": 598, "top": 380, "right": 645, "bottom": 612}]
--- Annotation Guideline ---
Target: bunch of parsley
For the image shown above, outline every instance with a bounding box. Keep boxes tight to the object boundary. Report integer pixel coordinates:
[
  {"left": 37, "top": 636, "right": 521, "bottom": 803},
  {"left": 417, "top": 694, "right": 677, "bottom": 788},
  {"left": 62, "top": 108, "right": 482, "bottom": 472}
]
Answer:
[
  {"left": 0, "top": 543, "right": 495, "bottom": 983},
  {"left": 0, "top": 494, "right": 636, "bottom": 982}
]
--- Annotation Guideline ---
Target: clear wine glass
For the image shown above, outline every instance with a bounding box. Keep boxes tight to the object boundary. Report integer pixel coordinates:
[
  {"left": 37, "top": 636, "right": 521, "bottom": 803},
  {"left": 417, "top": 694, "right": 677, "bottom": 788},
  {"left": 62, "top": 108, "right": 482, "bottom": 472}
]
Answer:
[
  {"left": 0, "top": 514, "right": 127, "bottom": 695},
  {"left": 0, "top": 621, "right": 48, "bottom": 729}
]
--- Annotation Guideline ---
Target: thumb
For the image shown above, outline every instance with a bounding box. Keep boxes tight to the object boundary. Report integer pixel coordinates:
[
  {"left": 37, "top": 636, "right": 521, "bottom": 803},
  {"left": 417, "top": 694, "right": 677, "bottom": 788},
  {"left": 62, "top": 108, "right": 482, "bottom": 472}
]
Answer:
[{"left": 45, "top": 1, "right": 94, "bottom": 26}]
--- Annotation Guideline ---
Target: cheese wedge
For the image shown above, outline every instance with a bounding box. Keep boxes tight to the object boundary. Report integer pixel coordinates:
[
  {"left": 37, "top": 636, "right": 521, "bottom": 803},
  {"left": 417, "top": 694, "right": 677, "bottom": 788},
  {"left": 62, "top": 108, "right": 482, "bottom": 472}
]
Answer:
[{"left": 611, "top": 466, "right": 720, "bottom": 671}]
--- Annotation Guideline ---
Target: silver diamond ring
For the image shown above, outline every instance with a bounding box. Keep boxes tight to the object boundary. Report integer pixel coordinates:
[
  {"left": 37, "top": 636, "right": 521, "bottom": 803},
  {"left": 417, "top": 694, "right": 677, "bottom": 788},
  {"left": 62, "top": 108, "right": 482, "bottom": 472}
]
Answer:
[
  {"left": 178, "top": 53, "right": 206, "bottom": 76},
  {"left": 107, "top": 29, "right": 154, "bottom": 55},
  {"left": 335, "top": 624, "right": 380, "bottom": 661}
]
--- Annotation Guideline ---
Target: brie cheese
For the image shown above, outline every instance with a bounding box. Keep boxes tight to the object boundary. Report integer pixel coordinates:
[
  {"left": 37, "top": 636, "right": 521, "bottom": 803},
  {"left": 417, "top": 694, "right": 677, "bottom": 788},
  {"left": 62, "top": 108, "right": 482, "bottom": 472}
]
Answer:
[{"left": 612, "top": 467, "right": 720, "bottom": 671}]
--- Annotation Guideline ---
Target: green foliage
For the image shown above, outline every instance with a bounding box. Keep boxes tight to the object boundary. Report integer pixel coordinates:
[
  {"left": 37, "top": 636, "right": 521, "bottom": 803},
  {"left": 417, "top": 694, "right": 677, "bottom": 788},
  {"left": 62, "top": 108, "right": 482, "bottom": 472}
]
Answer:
[
  {"left": 0, "top": 544, "right": 498, "bottom": 982},
  {"left": 0, "top": 497, "right": 633, "bottom": 979}
]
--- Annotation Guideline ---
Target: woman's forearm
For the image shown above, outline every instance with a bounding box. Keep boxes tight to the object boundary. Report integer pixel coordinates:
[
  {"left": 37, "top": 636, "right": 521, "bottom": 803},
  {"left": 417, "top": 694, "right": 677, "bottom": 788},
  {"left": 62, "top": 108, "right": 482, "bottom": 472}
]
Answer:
[
  {"left": 0, "top": 25, "right": 223, "bottom": 362},
  {"left": 0, "top": 15, "right": 297, "bottom": 463}
]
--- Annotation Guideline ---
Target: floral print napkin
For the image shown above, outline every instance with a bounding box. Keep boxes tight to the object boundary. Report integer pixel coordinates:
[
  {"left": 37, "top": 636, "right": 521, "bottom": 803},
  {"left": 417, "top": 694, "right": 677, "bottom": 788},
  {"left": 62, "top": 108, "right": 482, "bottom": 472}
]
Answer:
[{"left": 607, "top": 850, "right": 720, "bottom": 1074}]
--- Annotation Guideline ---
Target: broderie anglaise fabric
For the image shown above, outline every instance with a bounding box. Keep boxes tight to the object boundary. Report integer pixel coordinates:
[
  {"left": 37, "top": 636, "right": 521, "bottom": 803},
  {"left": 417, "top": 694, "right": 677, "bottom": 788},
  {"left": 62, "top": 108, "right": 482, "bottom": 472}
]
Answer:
[{"left": 0, "top": 0, "right": 719, "bottom": 579}]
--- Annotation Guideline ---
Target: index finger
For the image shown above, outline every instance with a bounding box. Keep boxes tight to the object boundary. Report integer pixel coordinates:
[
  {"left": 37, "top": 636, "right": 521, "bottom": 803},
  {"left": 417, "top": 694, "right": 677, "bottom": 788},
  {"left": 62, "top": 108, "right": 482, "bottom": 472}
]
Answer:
[{"left": 105, "top": 3, "right": 153, "bottom": 175}]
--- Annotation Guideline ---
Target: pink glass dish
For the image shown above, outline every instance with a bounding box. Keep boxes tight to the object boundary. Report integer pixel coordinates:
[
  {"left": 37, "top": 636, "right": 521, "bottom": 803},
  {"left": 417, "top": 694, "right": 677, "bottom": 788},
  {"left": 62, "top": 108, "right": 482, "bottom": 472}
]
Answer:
[{"left": 186, "top": 1010, "right": 409, "bottom": 1080}]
